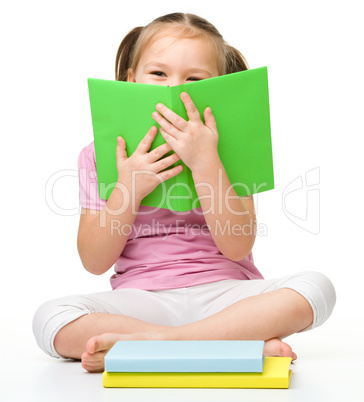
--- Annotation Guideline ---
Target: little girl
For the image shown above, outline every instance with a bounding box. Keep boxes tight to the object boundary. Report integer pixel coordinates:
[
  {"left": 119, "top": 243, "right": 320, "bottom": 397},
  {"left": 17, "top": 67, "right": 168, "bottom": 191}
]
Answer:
[{"left": 33, "top": 12, "right": 336, "bottom": 373}]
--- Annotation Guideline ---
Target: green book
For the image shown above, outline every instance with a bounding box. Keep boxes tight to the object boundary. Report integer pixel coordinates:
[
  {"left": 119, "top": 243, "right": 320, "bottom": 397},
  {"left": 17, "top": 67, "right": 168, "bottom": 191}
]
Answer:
[{"left": 88, "top": 66, "right": 274, "bottom": 212}]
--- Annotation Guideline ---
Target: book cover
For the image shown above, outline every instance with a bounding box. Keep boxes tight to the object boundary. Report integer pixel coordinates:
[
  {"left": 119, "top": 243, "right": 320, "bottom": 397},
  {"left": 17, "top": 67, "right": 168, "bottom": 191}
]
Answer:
[
  {"left": 88, "top": 66, "right": 274, "bottom": 211},
  {"left": 105, "top": 340, "right": 265, "bottom": 373},
  {"left": 103, "top": 356, "right": 293, "bottom": 389}
]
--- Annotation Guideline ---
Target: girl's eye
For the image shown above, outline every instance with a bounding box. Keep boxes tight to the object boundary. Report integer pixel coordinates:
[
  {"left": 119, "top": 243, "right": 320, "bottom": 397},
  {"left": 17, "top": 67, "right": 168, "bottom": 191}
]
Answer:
[
  {"left": 151, "top": 71, "right": 166, "bottom": 77},
  {"left": 187, "top": 77, "right": 201, "bottom": 82}
]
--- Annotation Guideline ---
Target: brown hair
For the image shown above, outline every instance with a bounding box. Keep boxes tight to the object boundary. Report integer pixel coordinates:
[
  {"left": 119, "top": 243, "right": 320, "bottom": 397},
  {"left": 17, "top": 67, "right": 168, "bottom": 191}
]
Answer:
[{"left": 115, "top": 12, "right": 249, "bottom": 81}]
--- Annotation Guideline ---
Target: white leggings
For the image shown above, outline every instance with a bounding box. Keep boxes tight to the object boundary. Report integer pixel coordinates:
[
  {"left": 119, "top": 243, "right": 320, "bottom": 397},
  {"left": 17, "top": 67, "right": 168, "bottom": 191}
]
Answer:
[{"left": 32, "top": 271, "right": 336, "bottom": 358}]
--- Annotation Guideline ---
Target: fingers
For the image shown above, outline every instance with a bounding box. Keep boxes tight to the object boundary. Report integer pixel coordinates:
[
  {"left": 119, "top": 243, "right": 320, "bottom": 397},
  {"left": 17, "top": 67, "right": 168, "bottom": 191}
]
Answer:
[
  {"left": 155, "top": 93, "right": 200, "bottom": 128},
  {"left": 153, "top": 103, "right": 187, "bottom": 136},
  {"left": 180, "top": 92, "right": 201, "bottom": 122},
  {"left": 116, "top": 136, "right": 127, "bottom": 161},
  {"left": 147, "top": 141, "right": 173, "bottom": 162},
  {"left": 159, "top": 126, "right": 179, "bottom": 149},
  {"left": 155, "top": 164, "right": 183, "bottom": 183},
  {"left": 135, "top": 126, "right": 159, "bottom": 154},
  {"left": 203, "top": 107, "right": 218, "bottom": 135},
  {"left": 153, "top": 152, "right": 181, "bottom": 173}
]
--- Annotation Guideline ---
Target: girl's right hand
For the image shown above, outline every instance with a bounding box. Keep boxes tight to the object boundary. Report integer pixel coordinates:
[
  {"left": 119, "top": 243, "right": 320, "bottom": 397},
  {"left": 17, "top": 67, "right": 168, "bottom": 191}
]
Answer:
[{"left": 116, "top": 126, "right": 183, "bottom": 203}]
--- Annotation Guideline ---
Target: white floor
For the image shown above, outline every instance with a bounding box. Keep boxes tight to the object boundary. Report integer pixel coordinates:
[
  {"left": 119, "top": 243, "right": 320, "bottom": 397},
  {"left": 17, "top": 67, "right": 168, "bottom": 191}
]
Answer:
[{"left": 2, "top": 315, "right": 363, "bottom": 402}]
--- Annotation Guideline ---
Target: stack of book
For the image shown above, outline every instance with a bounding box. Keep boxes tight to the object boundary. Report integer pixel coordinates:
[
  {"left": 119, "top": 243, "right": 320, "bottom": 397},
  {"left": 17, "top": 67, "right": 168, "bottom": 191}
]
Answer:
[{"left": 103, "top": 340, "right": 292, "bottom": 389}]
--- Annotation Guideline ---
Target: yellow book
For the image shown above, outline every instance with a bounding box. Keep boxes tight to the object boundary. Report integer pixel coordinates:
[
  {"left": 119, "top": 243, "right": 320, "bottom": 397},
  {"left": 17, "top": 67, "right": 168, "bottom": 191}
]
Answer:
[{"left": 103, "top": 357, "right": 292, "bottom": 389}]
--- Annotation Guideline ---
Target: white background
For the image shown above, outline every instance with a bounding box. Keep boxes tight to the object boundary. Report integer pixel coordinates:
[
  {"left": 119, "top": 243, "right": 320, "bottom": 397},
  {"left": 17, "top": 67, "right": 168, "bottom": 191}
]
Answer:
[{"left": 1, "top": 0, "right": 363, "bottom": 400}]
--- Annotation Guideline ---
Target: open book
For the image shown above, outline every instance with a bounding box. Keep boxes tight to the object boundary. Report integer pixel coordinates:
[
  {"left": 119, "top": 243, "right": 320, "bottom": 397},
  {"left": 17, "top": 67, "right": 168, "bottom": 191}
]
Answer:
[{"left": 88, "top": 66, "right": 274, "bottom": 211}]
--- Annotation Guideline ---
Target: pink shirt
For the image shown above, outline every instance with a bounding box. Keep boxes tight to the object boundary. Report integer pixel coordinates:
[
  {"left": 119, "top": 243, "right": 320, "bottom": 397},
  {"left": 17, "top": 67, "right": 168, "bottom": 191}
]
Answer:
[{"left": 78, "top": 142, "right": 264, "bottom": 290}]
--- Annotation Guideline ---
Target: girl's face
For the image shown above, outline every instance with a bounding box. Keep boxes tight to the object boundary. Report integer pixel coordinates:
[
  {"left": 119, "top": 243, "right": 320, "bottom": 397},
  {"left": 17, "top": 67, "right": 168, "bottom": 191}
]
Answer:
[{"left": 128, "top": 34, "right": 219, "bottom": 87}]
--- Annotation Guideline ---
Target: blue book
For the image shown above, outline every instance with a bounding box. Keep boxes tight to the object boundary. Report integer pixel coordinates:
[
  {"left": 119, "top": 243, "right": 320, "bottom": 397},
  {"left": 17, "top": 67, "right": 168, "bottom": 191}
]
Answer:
[{"left": 105, "top": 340, "right": 265, "bottom": 373}]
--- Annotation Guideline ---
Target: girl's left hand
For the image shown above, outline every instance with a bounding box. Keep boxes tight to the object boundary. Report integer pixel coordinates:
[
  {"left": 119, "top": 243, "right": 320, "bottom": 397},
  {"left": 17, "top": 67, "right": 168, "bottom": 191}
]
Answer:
[{"left": 152, "top": 92, "right": 220, "bottom": 174}]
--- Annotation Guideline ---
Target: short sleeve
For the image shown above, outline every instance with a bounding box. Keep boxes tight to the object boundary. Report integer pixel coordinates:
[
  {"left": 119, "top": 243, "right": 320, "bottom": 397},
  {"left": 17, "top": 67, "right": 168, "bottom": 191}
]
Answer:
[{"left": 78, "top": 142, "right": 107, "bottom": 211}]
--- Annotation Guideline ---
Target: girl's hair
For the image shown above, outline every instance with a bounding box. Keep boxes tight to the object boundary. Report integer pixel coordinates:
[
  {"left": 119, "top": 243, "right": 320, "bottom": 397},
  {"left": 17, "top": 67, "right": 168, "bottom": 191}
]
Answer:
[{"left": 115, "top": 12, "right": 249, "bottom": 81}]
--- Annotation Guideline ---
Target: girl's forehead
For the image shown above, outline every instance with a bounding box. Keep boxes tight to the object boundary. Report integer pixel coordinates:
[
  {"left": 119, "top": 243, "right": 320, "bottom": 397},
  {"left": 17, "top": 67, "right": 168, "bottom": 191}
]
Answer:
[
  {"left": 143, "top": 34, "right": 215, "bottom": 58},
  {"left": 150, "top": 33, "right": 195, "bottom": 47}
]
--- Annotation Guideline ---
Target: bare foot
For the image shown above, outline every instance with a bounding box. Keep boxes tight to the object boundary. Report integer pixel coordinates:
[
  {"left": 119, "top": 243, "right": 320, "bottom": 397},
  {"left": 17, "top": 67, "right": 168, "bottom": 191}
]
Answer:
[
  {"left": 82, "top": 333, "right": 129, "bottom": 372},
  {"left": 81, "top": 333, "right": 297, "bottom": 373},
  {"left": 81, "top": 331, "right": 162, "bottom": 373},
  {"left": 263, "top": 338, "right": 297, "bottom": 361}
]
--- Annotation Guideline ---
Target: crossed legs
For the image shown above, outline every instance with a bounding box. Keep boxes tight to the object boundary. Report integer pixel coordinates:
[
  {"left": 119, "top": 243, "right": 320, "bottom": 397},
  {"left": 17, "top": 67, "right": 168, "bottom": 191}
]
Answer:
[
  {"left": 34, "top": 272, "right": 335, "bottom": 373},
  {"left": 54, "top": 288, "right": 313, "bottom": 372}
]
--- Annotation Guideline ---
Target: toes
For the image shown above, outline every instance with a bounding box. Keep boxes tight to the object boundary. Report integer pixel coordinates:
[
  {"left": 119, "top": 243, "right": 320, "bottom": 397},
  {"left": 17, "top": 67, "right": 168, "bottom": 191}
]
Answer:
[
  {"left": 279, "top": 341, "right": 297, "bottom": 360},
  {"left": 86, "top": 336, "right": 98, "bottom": 354},
  {"left": 81, "top": 351, "right": 105, "bottom": 373},
  {"left": 279, "top": 341, "right": 293, "bottom": 357},
  {"left": 84, "top": 332, "right": 123, "bottom": 373},
  {"left": 86, "top": 333, "right": 120, "bottom": 354},
  {"left": 82, "top": 363, "right": 103, "bottom": 373},
  {"left": 264, "top": 338, "right": 296, "bottom": 359}
]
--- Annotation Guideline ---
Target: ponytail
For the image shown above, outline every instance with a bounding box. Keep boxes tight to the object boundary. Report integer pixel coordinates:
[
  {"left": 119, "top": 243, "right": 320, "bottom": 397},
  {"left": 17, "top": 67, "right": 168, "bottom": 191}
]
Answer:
[
  {"left": 225, "top": 45, "right": 249, "bottom": 74},
  {"left": 115, "top": 26, "right": 143, "bottom": 81}
]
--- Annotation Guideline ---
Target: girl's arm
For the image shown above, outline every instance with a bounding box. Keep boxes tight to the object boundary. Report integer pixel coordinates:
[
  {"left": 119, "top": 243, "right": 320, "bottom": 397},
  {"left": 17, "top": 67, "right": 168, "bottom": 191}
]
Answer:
[
  {"left": 191, "top": 160, "right": 256, "bottom": 261},
  {"left": 77, "top": 126, "right": 182, "bottom": 275},
  {"left": 77, "top": 186, "right": 141, "bottom": 275},
  {"left": 152, "top": 92, "right": 256, "bottom": 261}
]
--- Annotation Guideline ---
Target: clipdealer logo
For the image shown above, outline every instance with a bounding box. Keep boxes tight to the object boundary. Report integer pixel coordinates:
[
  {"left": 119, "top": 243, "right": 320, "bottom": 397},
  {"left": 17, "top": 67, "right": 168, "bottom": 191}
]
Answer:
[
  {"left": 45, "top": 167, "right": 321, "bottom": 235},
  {"left": 282, "top": 167, "right": 320, "bottom": 235}
]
